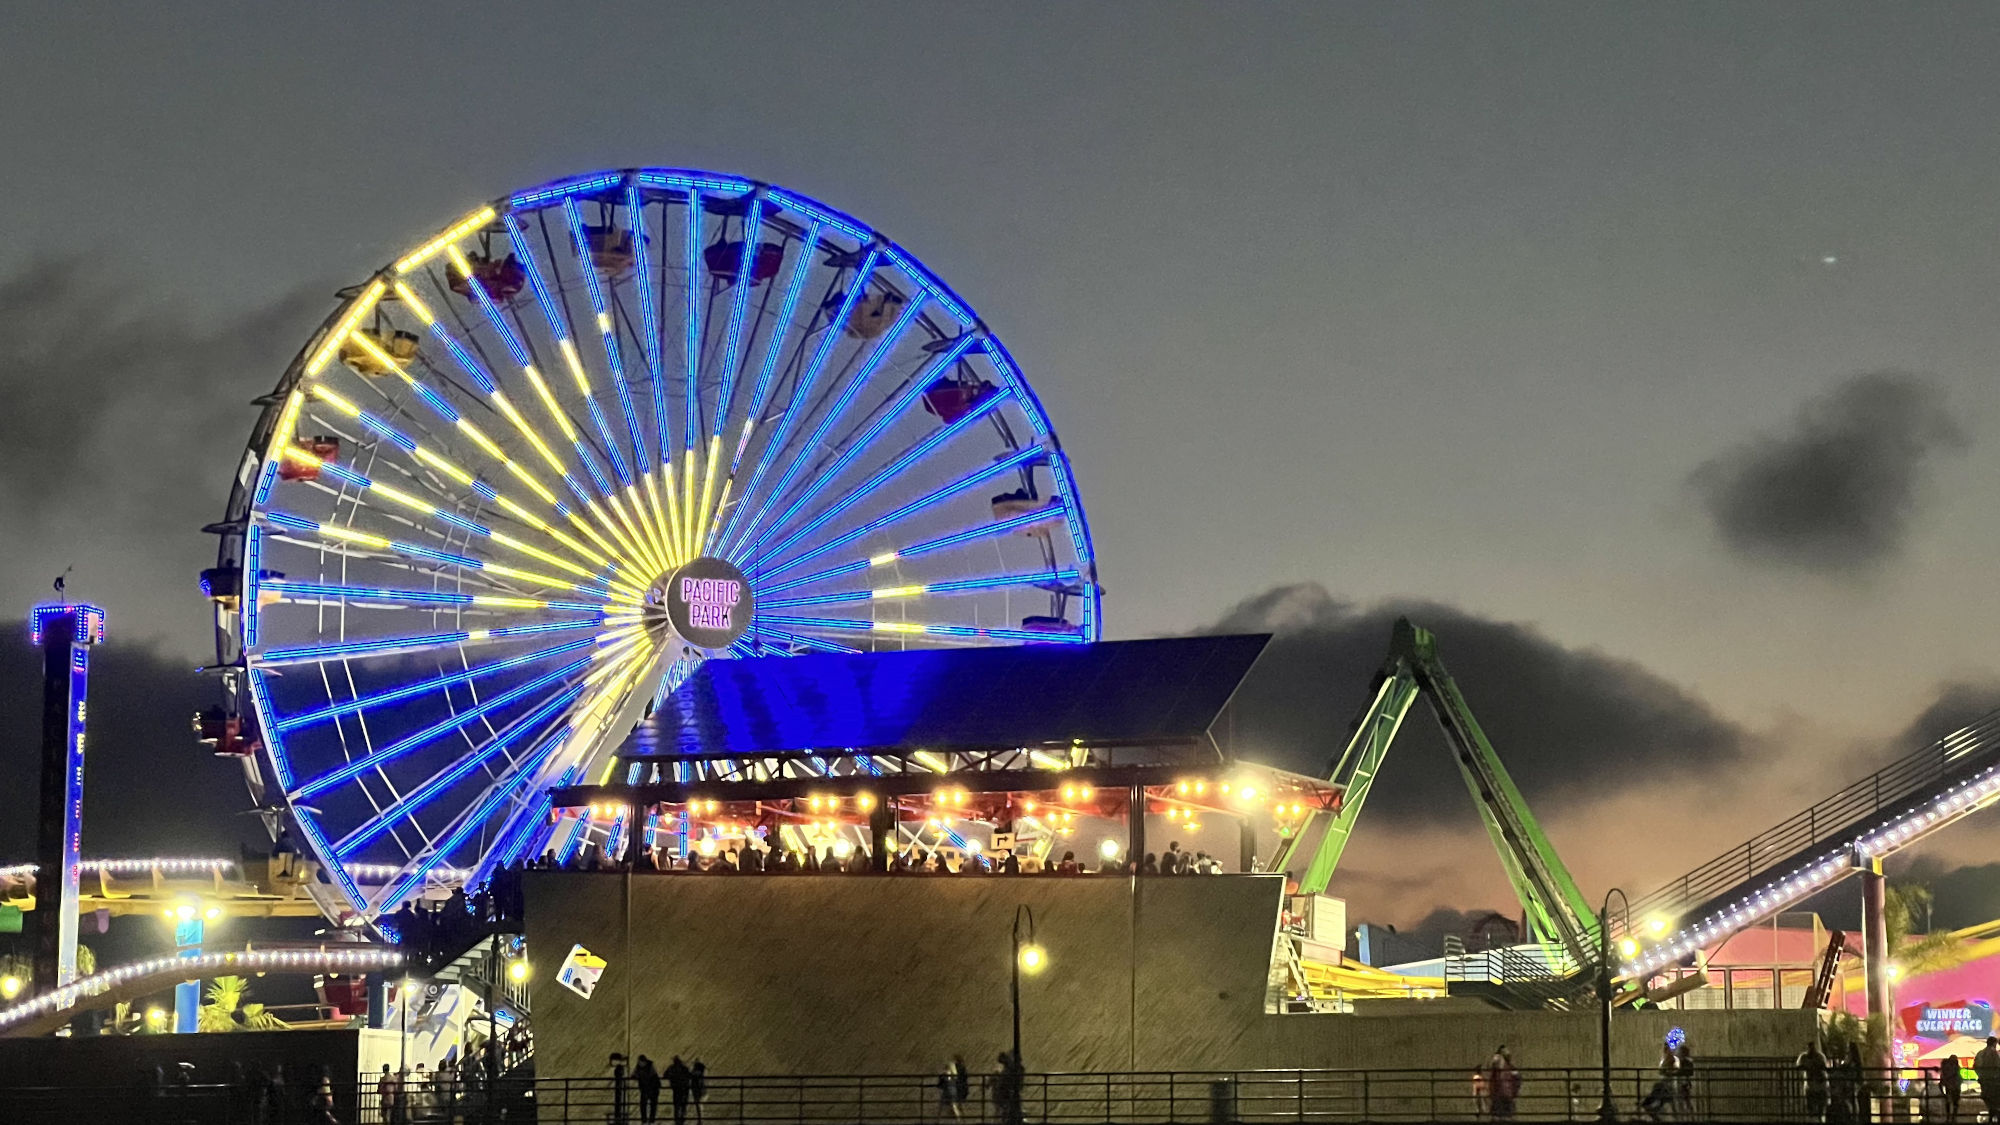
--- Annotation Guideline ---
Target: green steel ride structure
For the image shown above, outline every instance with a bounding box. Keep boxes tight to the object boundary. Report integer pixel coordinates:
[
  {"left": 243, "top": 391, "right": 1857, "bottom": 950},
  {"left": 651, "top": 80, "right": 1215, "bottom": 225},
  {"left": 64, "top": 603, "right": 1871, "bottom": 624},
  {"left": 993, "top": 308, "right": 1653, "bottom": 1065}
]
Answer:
[{"left": 1268, "top": 618, "right": 1602, "bottom": 971}]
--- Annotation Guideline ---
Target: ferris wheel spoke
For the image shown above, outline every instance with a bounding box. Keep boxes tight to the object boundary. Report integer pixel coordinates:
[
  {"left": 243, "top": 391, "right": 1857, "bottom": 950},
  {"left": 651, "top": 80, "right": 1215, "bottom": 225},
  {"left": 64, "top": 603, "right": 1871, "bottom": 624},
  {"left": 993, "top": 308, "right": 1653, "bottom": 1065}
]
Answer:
[
  {"left": 746, "top": 625, "right": 860, "bottom": 655},
  {"left": 560, "top": 199, "right": 648, "bottom": 475},
  {"left": 757, "top": 502, "right": 1073, "bottom": 596},
  {"left": 290, "top": 654, "right": 594, "bottom": 802},
  {"left": 269, "top": 634, "right": 600, "bottom": 733},
  {"left": 333, "top": 678, "right": 589, "bottom": 858},
  {"left": 732, "top": 219, "right": 827, "bottom": 466},
  {"left": 745, "top": 345, "right": 1004, "bottom": 571},
  {"left": 296, "top": 390, "right": 616, "bottom": 572},
  {"left": 711, "top": 196, "right": 768, "bottom": 428},
  {"left": 315, "top": 331, "right": 631, "bottom": 576},
  {"left": 714, "top": 248, "right": 883, "bottom": 558},
  {"left": 754, "top": 613, "right": 1089, "bottom": 646},
  {"left": 624, "top": 185, "right": 673, "bottom": 459},
  {"left": 729, "top": 293, "right": 928, "bottom": 561},
  {"left": 263, "top": 578, "right": 609, "bottom": 614},
  {"left": 758, "top": 567, "right": 1080, "bottom": 610},
  {"left": 371, "top": 724, "right": 575, "bottom": 914},
  {"left": 274, "top": 458, "right": 614, "bottom": 592},
  {"left": 755, "top": 442, "right": 1046, "bottom": 579},
  {"left": 257, "top": 616, "right": 626, "bottom": 669}
]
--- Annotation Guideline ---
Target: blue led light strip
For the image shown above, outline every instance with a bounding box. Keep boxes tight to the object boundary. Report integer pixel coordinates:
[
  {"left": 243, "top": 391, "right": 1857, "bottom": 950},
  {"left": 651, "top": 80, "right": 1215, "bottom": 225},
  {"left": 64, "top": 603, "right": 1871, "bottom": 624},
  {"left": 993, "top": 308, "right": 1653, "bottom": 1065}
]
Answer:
[
  {"left": 377, "top": 726, "right": 573, "bottom": 911},
  {"left": 743, "top": 333, "right": 981, "bottom": 554},
  {"left": 291, "top": 657, "right": 591, "bottom": 801},
  {"left": 715, "top": 247, "right": 883, "bottom": 557},
  {"left": 756, "top": 503, "right": 1067, "bottom": 597},
  {"left": 510, "top": 171, "right": 622, "bottom": 209},
  {"left": 683, "top": 189, "right": 704, "bottom": 447},
  {"left": 255, "top": 616, "right": 608, "bottom": 667},
  {"left": 728, "top": 293, "right": 930, "bottom": 560},
  {"left": 748, "top": 382, "right": 1012, "bottom": 572},
  {"left": 732, "top": 220, "right": 825, "bottom": 468},
  {"left": 263, "top": 578, "right": 609, "bottom": 612},
  {"left": 564, "top": 199, "right": 646, "bottom": 478},
  {"left": 275, "top": 636, "right": 598, "bottom": 732},
  {"left": 758, "top": 569, "right": 1078, "bottom": 610},
  {"left": 711, "top": 197, "right": 765, "bottom": 433},
  {"left": 757, "top": 443, "right": 1046, "bottom": 578},
  {"left": 335, "top": 683, "right": 587, "bottom": 857},
  {"left": 745, "top": 625, "right": 860, "bottom": 654},
  {"left": 984, "top": 335, "right": 1101, "bottom": 641},
  {"left": 752, "top": 615, "right": 1089, "bottom": 645},
  {"left": 626, "top": 185, "right": 668, "bottom": 464}
]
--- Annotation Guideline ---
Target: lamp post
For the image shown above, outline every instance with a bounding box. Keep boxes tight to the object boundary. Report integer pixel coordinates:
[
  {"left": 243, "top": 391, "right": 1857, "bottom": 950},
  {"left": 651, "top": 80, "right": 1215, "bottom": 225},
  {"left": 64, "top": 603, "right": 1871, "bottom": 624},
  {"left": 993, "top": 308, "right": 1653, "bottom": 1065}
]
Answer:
[
  {"left": 1011, "top": 905, "right": 1045, "bottom": 1069},
  {"left": 1596, "top": 887, "right": 1631, "bottom": 1123}
]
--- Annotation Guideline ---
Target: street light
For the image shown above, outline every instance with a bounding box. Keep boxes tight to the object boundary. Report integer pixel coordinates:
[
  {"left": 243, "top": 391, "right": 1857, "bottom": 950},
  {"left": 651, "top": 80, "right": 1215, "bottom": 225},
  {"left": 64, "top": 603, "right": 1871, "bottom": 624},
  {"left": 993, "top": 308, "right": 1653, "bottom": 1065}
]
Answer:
[
  {"left": 1011, "top": 905, "right": 1046, "bottom": 1069},
  {"left": 0, "top": 974, "right": 22, "bottom": 1001},
  {"left": 1597, "top": 887, "right": 1631, "bottom": 1123}
]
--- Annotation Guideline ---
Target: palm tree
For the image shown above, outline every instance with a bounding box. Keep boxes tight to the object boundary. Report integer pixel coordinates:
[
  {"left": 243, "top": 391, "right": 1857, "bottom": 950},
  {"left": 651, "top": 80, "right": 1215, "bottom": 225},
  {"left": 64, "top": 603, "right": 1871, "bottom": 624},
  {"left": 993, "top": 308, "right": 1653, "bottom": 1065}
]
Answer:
[
  {"left": 199, "top": 975, "right": 291, "bottom": 1032},
  {"left": 1886, "top": 883, "right": 1964, "bottom": 977}
]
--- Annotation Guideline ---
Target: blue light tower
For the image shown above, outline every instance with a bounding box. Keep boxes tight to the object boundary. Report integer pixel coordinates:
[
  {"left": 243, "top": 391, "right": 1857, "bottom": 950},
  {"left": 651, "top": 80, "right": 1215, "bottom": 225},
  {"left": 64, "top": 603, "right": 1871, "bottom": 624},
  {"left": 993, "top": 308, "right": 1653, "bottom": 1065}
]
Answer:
[{"left": 30, "top": 602, "right": 105, "bottom": 1001}]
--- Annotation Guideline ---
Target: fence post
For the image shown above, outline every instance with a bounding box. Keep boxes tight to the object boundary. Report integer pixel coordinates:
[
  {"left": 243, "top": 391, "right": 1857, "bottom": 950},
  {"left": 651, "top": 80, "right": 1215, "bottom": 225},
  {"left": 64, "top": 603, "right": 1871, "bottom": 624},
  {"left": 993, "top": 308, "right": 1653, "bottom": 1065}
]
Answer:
[
  {"left": 1361, "top": 1069, "right": 1370, "bottom": 1121},
  {"left": 859, "top": 1075, "right": 866, "bottom": 1124},
  {"left": 1297, "top": 1071, "right": 1305, "bottom": 1122}
]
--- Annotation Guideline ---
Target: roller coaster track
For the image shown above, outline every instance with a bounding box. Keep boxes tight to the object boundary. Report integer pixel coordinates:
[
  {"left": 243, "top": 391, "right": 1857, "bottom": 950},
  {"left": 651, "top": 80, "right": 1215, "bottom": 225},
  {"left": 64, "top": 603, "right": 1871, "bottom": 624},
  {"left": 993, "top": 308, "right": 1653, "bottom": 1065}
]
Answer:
[
  {"left": 1619, "top": 708, "right": 2000, "bottom": 978},
  {"left": 0, "top": 944, "right": 402, "bottom": 1038}
]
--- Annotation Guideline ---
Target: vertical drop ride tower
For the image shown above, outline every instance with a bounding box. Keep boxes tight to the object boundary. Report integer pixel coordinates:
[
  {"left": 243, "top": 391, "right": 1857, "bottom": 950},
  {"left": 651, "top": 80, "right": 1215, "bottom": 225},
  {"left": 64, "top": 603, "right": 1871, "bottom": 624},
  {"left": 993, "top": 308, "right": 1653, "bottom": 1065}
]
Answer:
[{"left": 30, "top": 602, "right": 105, "bottom": 1000}]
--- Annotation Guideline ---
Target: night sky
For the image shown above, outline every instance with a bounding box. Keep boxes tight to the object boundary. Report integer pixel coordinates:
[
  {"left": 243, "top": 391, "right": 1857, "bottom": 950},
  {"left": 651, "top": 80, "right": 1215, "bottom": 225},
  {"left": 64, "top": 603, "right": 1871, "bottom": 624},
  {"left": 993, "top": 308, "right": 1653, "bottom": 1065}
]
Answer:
[{"left": 5, "top": 5, "right": 2000, "bottom": 936}]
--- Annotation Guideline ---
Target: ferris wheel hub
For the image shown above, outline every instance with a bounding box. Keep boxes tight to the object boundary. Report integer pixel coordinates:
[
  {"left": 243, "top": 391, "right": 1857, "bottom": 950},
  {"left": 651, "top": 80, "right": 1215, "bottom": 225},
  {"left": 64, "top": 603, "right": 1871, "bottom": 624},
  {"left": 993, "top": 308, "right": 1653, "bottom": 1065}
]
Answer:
[{"left": 646, "top": 557, "right": 754, "bottom": 653}]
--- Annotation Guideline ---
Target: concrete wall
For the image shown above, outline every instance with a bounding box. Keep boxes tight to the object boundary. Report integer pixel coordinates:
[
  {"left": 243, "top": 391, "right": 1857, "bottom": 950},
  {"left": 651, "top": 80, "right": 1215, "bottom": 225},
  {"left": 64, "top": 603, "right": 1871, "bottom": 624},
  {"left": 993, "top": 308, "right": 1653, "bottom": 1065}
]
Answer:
[{"left": 524, "top": 872, "right": 1816, "bottom": 1079}]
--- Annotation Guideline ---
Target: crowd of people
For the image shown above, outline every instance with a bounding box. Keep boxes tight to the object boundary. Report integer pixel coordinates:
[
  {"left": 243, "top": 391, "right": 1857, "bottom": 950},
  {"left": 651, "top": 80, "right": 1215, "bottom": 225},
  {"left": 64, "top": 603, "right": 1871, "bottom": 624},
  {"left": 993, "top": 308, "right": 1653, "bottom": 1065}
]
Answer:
[
  {"left": 515, "top": 834, "right": 1236, "bottom": 877},
  {"left": 608, "top": 1052, "right": 706, "bottom": 1125}
]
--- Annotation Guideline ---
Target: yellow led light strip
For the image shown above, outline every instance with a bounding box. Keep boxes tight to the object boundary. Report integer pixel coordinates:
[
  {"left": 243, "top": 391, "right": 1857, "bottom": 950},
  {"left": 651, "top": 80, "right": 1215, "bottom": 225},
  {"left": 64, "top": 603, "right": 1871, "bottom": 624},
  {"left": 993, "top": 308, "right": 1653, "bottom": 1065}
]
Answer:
[
  {"left": 273, "top": 512, "right": 603, "bottom": 597},
  {"left": 325, "top": 337, "right": 615, "bottom": 573},
  {"left": 394, "top": 206, "right": 498, "bottom": 275},
  {"left": 305, "top": 280, "right": 387, "bottom": 376},
  {"left": 280, "top": 443, "right": 600, "bottom": 583}
]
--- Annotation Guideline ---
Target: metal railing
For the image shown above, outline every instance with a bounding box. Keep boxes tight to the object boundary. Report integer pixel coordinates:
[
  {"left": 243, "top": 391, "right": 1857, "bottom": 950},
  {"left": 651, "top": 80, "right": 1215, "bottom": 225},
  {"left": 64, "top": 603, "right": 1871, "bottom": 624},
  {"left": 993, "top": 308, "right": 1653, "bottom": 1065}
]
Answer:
[
  {"left": 1624, "top": 707, "right": 2000, "bottom": 934},
  {"left": 0, "top": 1062, "right": 1966, "bottom": 1123}
]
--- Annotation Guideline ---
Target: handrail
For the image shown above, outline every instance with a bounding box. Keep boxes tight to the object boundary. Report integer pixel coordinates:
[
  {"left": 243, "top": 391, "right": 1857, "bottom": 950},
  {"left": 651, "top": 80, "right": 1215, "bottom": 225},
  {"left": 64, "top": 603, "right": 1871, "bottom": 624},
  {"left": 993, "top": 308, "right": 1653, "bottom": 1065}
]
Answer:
[{"left": 1624, "top": 708, "right": 2000, "bottom": 934}]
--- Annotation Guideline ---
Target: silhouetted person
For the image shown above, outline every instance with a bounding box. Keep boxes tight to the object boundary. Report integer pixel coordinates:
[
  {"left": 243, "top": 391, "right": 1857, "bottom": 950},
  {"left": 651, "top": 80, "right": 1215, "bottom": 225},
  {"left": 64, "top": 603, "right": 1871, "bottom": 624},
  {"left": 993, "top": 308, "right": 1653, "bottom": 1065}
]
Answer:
[
  {"left": 608, "top": 1052, "right": 629, "bottom": 1125},
  {"left": 634, "top": 1055, "right": 662, "bottom": 1125},
  {"left": 1163, "top": 841, "right": 1184, "bottom": 874},
  {"left": 1057, "top": 850, "right": 1079, "bottom": 875},
  {"left": 665, "top": 1056, "right": 693, "bottom": 1125},
  {"left": 691, "top": 1060, "right": 707, "bottom": 1122},
  {"left": 1798, "top": 1043, "right": 1830, "bottom": 1122},
  {"left": 1141, "top": 853, "right": 1159, "bottom": 876},
  {"left": 1485, "top": 1046, "right": 1519, "bottom": 1121},
  {"left": 1001, "top": 850, "right": 1020, "bottom": 875},
  {"left": 1941, "top": 1053, "right": 1964, "bottom": 1123},
  {"left": 740, "top": 846, "right": 763, "bottom": 874}
]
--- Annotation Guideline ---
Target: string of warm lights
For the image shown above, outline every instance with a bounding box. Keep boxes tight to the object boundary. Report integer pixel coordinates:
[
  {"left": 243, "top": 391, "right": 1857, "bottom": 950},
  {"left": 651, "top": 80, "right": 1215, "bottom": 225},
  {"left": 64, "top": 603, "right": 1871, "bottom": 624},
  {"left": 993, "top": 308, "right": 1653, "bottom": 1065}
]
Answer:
[
  {"left": 0, "top": 858, "right": 237, "bottom": 879},
  {"left": 0, "top": 946, "right": 402, "bottom": 1030}
]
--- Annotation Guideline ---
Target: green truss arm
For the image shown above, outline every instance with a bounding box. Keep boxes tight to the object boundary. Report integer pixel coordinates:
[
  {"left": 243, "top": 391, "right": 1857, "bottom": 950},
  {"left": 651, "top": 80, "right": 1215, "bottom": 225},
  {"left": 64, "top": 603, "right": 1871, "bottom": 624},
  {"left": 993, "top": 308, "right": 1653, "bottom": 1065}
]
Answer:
[
  {"left": 1402, "top": 619, "right": 1600, "bottom": 967},
  {"left": 1276, "top": 617, "right": 1602, "bottom": 971},
  {"left": 1279, "top": 670, "right": 1420, "bottom": 896}
]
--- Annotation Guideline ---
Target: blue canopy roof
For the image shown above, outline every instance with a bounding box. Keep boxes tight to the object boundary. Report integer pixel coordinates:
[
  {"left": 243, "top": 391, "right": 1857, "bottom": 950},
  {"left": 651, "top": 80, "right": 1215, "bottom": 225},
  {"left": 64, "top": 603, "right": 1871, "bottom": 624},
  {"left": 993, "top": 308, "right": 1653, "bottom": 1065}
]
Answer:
[{"left": 620, "top": 634, "right": 1270, "bottom": 758}]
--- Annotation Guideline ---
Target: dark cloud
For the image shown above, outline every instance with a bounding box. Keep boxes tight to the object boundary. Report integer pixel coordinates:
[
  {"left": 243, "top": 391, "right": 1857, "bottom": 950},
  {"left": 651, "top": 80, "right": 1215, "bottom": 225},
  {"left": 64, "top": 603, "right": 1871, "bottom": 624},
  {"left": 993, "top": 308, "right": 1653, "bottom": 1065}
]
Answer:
[
  {"left": 1688, "top": 371, "right": 1970, "bottom": 574},
  {"left": 0, "top": 259, "right": 325, "bottom": 648},
  {"left": 1206, "top": 583, "right": 1748, "bottom": 822},
  {"left": 1889, "top": 680, "right": 2000, "bottom": 752},
  {"left": 0, "top": 638, "right": 267, "bottom": 862}
]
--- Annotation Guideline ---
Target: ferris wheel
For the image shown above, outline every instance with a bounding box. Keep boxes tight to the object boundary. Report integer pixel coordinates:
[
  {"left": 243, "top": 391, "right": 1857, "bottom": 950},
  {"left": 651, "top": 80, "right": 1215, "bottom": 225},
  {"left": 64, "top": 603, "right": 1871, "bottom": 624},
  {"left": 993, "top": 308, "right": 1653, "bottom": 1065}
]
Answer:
[{"left": 203, "top": 168, "right": 1100, "bottom": 923}]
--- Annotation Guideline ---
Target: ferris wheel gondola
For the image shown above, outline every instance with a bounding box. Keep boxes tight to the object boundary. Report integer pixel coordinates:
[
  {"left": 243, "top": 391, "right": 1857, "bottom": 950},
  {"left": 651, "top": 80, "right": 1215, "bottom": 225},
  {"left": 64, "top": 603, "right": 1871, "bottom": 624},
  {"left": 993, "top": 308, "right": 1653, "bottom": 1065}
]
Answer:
[{"left": 204, "top": 169, "right": 1100, "bottom": 924}]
